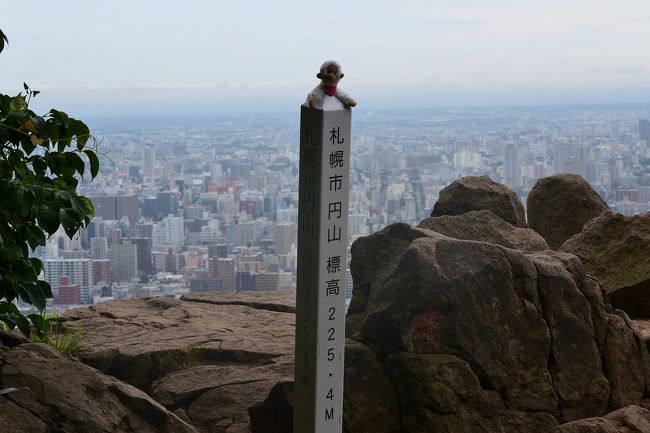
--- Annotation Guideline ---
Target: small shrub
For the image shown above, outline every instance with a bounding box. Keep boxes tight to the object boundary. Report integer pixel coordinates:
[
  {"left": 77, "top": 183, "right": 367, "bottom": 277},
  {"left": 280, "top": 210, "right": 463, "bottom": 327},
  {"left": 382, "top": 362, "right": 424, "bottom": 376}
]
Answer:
[{"left": 32, "top": 312, "right": 85, "bottom": 356}]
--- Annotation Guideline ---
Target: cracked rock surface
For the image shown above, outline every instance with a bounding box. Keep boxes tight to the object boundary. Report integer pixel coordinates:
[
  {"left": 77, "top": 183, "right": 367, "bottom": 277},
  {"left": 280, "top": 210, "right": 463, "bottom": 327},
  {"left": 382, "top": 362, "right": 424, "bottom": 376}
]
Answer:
[
  {"left": 0, "top": 333, "right": 198, "bottom": 433},
  {"left": 60, "top": 292, "right": 295, "bottom": 433}
]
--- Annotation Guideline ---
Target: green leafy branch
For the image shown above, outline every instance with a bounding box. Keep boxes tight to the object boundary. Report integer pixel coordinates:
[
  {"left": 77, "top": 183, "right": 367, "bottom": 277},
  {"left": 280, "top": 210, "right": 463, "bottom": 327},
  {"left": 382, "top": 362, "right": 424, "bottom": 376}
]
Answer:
[{"left": 1, "top": 31, "right": 100, "bottom": 338}]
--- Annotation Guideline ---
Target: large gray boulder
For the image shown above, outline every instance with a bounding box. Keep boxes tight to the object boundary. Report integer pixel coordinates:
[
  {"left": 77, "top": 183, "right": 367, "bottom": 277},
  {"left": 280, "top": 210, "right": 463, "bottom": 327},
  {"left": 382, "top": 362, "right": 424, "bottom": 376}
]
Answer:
[
  {"left": 345, "top": 223, "right": 649, "bottom": 433},
  {"left": 527, "top": 173, "right": 609, "bottom": 249},
  {"left": 561, "top": 212, "right": 650, "bottom": 319},
  {"left": 431, "top": 175, "right": 527, "bottom": 227},
  {"left": 0, "top": 332, "right": 198, "bottom": 433},
  {"left": 419, "top": 210, "right": 548, "bottom": 251}
]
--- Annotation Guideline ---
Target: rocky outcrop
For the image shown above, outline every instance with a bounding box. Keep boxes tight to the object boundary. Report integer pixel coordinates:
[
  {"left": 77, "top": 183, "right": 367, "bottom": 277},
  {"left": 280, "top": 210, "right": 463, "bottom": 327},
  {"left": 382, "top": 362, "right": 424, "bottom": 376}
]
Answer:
[
  {"left": 0, "top": 332, "right": 198, "bottom": 433},
  {"left": 345, "top": 223, "right": 649, "bottom": 433},
  {"left": 547, "top": 405, "right": 650, "bottom": 432},
  {"left": 527, "top": 173, "right": 609, "bottom": 249},
  {"left": 418, "top": 210, "right": 548, "bottom": 251},
  {"left": 61, "top": 293, "right": 296, "bottom": 433},
  {"left": 561, "top": 212, "right": 650, "bottom": 319},
  {"left": 431, "top": 175, "right": 527, "bottom": 227}
]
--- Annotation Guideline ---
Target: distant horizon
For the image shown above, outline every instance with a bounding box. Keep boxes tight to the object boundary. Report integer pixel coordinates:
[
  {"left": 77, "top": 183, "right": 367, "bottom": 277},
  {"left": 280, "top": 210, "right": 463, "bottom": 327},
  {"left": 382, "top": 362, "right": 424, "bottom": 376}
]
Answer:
[
  {"left": 2, "top": 1, "right": 649, "bottom": 118},
  {"left": 69, "top": 100, "right": 650, "bottom": 122}
]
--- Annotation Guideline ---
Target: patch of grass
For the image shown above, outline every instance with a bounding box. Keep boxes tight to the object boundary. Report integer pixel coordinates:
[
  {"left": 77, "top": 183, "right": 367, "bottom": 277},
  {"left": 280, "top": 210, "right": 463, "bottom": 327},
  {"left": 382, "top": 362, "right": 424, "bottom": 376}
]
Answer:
[
  {"left": 153, "top": 347, "right": 204, "bottom": 377},
  {"left": 32, "top": 311, "right": 85, "bottom": 356},
  {"left": 44, "top": 327, "right": 85, "bottom": 356}
]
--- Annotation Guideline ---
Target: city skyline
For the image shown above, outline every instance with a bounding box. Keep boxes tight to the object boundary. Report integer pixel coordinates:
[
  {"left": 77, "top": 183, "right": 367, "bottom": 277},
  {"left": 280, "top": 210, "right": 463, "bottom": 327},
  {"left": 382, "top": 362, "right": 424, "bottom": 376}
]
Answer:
[
  {"left": 30, "top": 104, "right": 650, "bottom": 308},
  {"left": 2, "top": 1, "right": 650, "bottom": 116}
]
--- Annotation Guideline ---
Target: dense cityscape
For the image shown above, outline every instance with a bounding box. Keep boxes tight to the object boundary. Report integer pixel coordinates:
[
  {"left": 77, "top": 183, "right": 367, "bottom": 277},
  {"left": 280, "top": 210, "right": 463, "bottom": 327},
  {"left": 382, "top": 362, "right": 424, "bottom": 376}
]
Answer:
[{"left": 30, "top": 104, "right": 650, "bottom": 311}]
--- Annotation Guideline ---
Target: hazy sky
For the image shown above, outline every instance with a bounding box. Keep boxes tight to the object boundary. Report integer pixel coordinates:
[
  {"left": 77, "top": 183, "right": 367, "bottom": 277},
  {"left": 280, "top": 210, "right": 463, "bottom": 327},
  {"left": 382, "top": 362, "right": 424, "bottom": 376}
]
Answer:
[{"left": 1, "top": 0, "right": 649, "bottom": 116}]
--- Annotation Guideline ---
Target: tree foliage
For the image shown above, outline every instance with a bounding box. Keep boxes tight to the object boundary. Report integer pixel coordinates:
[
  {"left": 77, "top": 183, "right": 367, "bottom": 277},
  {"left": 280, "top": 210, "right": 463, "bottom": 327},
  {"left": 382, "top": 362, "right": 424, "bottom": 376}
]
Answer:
[{"left": 0, "top": 30, "right": 98, "bottom": 337}]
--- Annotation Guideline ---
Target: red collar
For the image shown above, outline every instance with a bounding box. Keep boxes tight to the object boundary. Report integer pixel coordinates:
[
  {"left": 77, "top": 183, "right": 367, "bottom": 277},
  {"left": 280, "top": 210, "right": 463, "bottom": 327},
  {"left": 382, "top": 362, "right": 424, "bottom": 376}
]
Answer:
[{"left": 324, "top": 85, "right": 337, "bottom": 96}]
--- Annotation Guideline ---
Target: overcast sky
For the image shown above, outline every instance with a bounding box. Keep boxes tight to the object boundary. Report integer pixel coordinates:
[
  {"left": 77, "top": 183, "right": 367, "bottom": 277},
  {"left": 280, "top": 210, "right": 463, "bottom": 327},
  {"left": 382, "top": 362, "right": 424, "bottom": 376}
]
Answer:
[{"left": 1, "top": 0, "right": 649, "bottom": 116}]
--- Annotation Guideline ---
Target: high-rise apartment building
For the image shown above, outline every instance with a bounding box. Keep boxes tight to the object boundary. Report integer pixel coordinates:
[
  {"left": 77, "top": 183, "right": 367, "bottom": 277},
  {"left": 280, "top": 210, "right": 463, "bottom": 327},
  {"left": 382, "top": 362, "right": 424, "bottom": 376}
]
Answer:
[
  {"left": 640, "top": 118, "right": 650, "bottom": 145},
  {"left": 124, "top": 237, "right": 153, "bottom": 274},
  {"left": 143, "top": 146, "right": 155, "bottom": 180},
  {"left": 43, "top": 259, "right": 93, "bottom": 304},
  {"left": 217, "top": 258, "right": 236, "bottom": 292},
  {"left": 90, "top": 237, "right": 108, "bottom": 259},
  {"left": 273, "top": 223, "right": 297, "bottom": 255},
  {"left": 109, "top": 243, "right": 138, "bottom": 282},
  {"left": 152, "top": 214, "right": 185, "bottom": 250},
  {"left": 505, "top": 142, "right": 519, "bottom": 187},
  {"left": 254, "top": 273, "right": 279, "bottom": 291}
]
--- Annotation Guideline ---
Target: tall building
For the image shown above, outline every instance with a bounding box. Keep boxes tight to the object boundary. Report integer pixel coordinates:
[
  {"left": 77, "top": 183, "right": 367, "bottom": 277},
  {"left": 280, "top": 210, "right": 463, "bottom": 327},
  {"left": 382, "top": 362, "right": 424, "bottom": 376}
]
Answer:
[
  {"left": 56, "top": 276, "right": 80, "bottom": 305},
  {"left": 109, "top": 243, "right": 138, "bottom": 282},
  {"left": 504, "top": 142, "right": 519, "bottom": 187},
  {"left": 254, "top": 273, "right": 279, "bottom": 291},
  {"left": 274, "top": 223, "right": 297, "bottom": 255},
  {"left": 143, "top": 146, "right": 155, "bottom": 180},
  {"left": 143, "top": 191, "right": 179, "bottom": 221},
  {"left": 217, "top": 258, "right": 236, "bottom": 292},
  {"left": 640, "top": 118, "right": 650, "bottom": 145},
  {"left": 88, "top": 194, "right": 139, "bottom": 225},
  {"left": 152, "top": 214, "right": 185, "bottom": 250},
  {"left": 236, "top": 271, "right": 255, "bottom": 292},
  {"left": 43, "top": 259, "right": 93, "bottom": 304},
  {"left": 90, "top": 237, "right": 108, "bottom": 259},
  {"left": 124, "top": 237, "right": 153, "bottom": 274},
  {"left": 553, "top": 142, "right": 570, "bottom": 174},
  {"left": 92, "top": 259, "right": 111, "bottom": 284}
]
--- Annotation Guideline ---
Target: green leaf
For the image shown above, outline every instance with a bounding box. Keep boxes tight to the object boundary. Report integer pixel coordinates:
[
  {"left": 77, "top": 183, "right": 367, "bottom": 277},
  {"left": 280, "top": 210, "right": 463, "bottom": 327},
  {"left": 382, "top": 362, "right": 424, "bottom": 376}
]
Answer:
[
  {"left": 29, "top": 257, "right": 43, "bottom": 275},
  {"left": 37, "top": 205, "right": 60, "bottom": 235},
  {"left": 0, "top": 242, "right": 24, "bottom": 261},
  {"left": 49, "top": 109, "right": 69, "bottom": 128},
  {"left": 60, "top": 209, "right": 78, "bottom": 239},
  {"left": 10, "top": 95, "right": 27, "bottom": 112},
  {"left": 77, "top": 196, "right": 94, "bottom": 216},
  {"left": 0, "top": 302, "right": 21, "bottom": 315},
  {"left": 22, "top": 283, "right": 46, "bottom": 311},
  {"left": 45, "top": 121, "right": 60, "bottom": 143},
  {"left": 18, "top": 188, "right": 35, "bottom": 218},
  {"left": 66, "top": 153, "right": 85, "bottom": 178},
  {"left": 84, "top": 149, "right": 99, "bottom": 178},
  {"left": 26, "top": 225, "right": 46, "bottom": 250},
  {"left": 70, "top": 119, "right": 90, "bottom": 149},
  {"left": 28, "top": 313, "right": 48, "bottom": 336},
  {"left": 37, "top": 280, "right": 53, "bottom": 299},
  {"left": 16, "top": 314, "right": 31, "bottom": 337},
  {"left": 33, "top": 157, "right": 47, "bottom": 175},
  {"left": 0, "top": 28, "right": 8, "bottom": 54}
]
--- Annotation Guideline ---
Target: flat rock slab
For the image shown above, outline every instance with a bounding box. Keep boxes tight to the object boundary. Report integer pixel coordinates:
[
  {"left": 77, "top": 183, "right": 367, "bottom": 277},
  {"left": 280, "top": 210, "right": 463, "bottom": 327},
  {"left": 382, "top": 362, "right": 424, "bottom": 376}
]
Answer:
[
  {"left": 181, "top": 291, "right": 296, "bottom": 313},
  {"left": 62, "top": 293, "right": 296, "bottom": 433}
]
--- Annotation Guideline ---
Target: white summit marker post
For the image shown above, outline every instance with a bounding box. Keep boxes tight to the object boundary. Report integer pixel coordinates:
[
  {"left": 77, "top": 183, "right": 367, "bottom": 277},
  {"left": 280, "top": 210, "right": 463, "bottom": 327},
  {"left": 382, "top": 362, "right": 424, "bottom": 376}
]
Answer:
[{"left": 295, "top": 95, "right": 351, "bottom": 433}]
